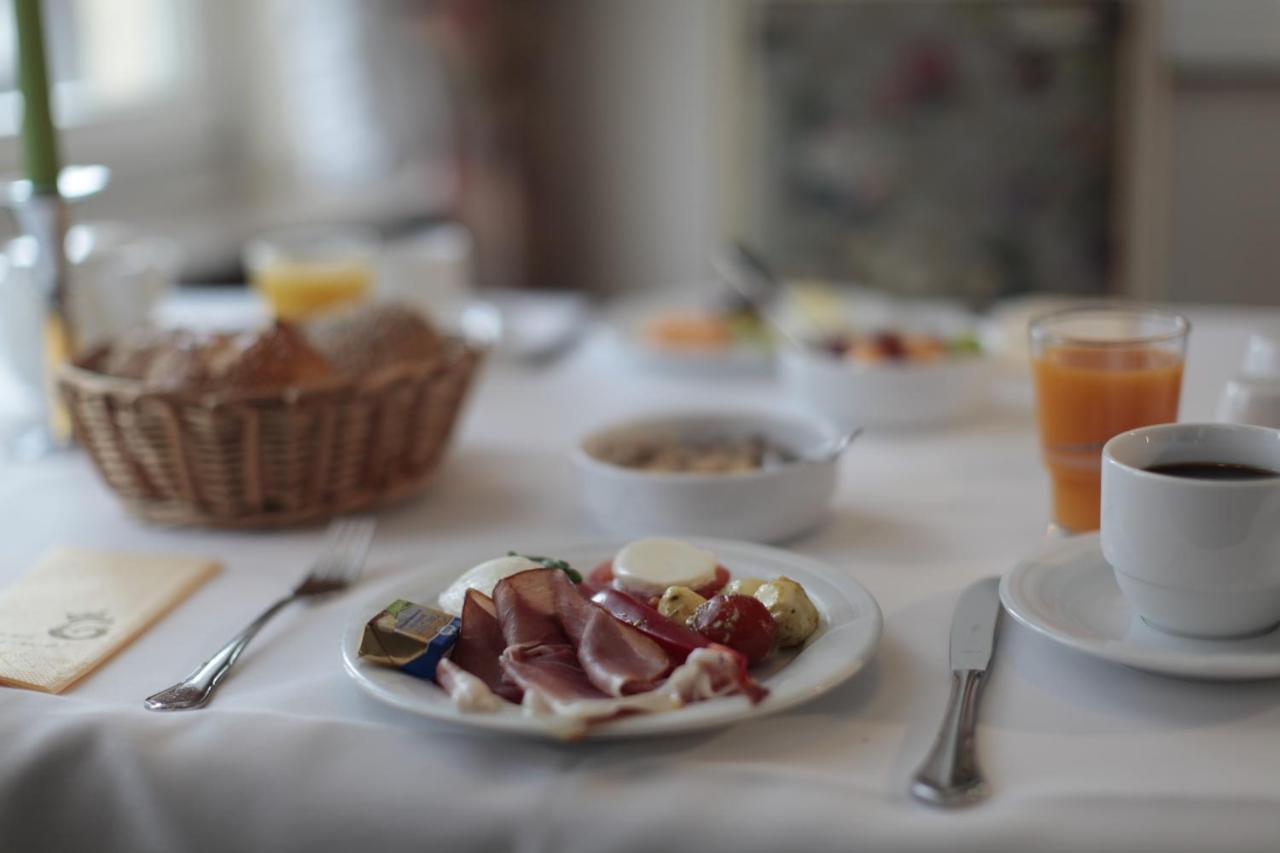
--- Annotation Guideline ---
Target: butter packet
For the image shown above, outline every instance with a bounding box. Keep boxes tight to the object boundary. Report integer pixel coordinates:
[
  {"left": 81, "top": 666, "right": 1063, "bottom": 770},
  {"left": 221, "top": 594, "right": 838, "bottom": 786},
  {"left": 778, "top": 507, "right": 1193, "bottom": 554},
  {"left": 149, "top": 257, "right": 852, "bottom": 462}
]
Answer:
[{"left": 358, "top": 600, "right": 459, "bottom": 682}]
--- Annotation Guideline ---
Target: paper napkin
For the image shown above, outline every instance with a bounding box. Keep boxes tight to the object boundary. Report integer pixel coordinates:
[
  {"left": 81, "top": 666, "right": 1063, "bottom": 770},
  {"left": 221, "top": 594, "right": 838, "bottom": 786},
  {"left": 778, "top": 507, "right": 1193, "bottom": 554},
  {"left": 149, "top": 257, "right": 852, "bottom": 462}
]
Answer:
[{"left": 0, "top": 547, "right": 220, "bottom": 693}]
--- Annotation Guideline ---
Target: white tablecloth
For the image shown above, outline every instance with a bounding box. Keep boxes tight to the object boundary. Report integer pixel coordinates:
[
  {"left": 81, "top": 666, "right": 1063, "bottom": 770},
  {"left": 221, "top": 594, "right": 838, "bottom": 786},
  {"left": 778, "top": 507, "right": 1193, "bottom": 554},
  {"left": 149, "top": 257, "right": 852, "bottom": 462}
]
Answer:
[{"left": 3, "top": 306, "right": 1280, "bottom": 853}]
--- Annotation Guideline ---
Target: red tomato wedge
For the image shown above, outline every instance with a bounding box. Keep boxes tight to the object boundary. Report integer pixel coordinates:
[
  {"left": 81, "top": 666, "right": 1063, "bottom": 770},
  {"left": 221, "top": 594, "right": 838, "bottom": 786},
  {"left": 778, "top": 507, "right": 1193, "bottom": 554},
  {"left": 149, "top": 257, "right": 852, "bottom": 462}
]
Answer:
[
  {"left": 580, "top": 561, "right": 730, "bottom": 603},
  {"left": 578, "top": 560, "right": 616, "bottom": 598}
]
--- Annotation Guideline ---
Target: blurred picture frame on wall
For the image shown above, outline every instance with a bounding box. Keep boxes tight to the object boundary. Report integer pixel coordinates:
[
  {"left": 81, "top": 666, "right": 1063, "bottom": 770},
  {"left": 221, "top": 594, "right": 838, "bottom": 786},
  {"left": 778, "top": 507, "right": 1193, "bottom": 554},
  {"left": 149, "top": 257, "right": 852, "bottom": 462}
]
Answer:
[{"left": 741, "top": 0, "right": 1140, "bottom": 305}]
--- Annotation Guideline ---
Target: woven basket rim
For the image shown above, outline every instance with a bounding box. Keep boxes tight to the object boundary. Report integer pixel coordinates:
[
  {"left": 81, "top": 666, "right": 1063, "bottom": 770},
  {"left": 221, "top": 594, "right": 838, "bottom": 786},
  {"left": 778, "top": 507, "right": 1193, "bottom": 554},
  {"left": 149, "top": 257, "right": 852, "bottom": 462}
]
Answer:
[{"left": 60, "top": 335, "right": 485, "bottom": 408}]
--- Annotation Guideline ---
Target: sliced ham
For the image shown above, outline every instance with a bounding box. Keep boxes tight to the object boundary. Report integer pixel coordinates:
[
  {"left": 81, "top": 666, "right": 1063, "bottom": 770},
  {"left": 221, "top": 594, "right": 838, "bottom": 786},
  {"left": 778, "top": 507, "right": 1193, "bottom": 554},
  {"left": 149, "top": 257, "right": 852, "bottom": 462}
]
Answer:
[
  {"left": 440, "top": 566, "right": 769, "bottom": 736},
  {"left": 590, "top": 586, "right": 710, "bottom": 663},
  {"left": 436, "top": 659, "right": 506, "bottom": 713},
  {"left": 592, "top": 586, "right": 769, "bottom": 704},
  {"left": 448, "top": 589, "right": 522, "bottom": 703},
  {"left": 500, "top": 643, "right": 603, "bottom": 702},
  {"left": 492, "top": 569, "right": 669, "bottom": 697},
  {"left": 493, "top": 570, "right": 569, "bottom": 647},
  {"left": 515, "top": 646, "right": 765, "bottom": 740}
]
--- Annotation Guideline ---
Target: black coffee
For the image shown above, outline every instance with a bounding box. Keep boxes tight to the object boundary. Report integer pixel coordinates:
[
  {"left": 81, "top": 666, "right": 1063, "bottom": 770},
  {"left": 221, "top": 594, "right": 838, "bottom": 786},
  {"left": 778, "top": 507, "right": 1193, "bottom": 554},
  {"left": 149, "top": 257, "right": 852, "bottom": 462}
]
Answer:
[{"left": 1145, "top": 462, "right": 1280, "bottom": 480}]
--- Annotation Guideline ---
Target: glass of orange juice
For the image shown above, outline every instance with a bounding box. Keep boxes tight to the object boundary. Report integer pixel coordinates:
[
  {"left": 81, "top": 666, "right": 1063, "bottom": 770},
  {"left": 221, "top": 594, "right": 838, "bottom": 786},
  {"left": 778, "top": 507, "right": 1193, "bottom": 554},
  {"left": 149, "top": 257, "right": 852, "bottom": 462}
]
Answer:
[
  {"left": 1030, "top": 307, "right": 1189, "bottom": 533},
  {"left": 245, "top": 225, "right": 379, "bottom": 320}
]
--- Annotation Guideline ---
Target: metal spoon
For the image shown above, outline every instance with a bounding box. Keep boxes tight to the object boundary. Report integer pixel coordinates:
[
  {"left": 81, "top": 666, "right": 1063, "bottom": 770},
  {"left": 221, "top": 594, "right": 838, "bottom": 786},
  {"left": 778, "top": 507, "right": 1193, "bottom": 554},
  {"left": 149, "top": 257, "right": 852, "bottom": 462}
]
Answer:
[
  {"left": 761, "top": 426, "right": 864, "bottom": 467},
  {"left": 807, "top": 426, "right": 864, "bottom": 462},
  {"left": 709, "top": 243, "right": 808, "bottom": 351}
]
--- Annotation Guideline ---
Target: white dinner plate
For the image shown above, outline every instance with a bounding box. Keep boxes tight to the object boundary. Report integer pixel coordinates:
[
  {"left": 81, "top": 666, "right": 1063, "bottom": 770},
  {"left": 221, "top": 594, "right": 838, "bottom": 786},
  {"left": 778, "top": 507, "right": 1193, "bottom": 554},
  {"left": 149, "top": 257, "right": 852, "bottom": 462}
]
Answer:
[
  {"left": 609, "top": 323, "right": 775, "bottom": 378},
  {"left": 1000, "top": 533, "right": 1280, "bottom": 680},
  {"left": 341, "top": 538, "right": 882, "bottom": 739}
]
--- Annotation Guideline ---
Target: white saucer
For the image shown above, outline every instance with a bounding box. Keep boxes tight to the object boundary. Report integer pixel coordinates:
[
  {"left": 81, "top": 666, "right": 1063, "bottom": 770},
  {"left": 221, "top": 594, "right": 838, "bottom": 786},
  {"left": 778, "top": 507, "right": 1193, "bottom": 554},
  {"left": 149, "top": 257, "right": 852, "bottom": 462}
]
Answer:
[{"left": 1000, "top": 533, "right": 1280, "bottom": 680}]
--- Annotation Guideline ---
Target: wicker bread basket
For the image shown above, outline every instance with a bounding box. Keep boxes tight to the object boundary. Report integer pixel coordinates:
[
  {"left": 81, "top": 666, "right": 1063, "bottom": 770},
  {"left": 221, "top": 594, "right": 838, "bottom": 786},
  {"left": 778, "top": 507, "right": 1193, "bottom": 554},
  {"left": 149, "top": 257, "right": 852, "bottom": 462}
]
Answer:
[{"left": 58, "top": 339, "right": 483, "bottom": 528}]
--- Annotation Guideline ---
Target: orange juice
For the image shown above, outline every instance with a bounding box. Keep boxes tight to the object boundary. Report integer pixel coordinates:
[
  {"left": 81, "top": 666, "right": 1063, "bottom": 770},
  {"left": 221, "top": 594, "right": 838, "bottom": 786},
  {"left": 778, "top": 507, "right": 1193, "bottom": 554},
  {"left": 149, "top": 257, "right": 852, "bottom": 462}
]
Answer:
[
  {"left": 1032, "top": 345, "right": 1183, "bottom": 531},
  {"left": 253, "top": 260, "right": 371, "bottom": 320}
]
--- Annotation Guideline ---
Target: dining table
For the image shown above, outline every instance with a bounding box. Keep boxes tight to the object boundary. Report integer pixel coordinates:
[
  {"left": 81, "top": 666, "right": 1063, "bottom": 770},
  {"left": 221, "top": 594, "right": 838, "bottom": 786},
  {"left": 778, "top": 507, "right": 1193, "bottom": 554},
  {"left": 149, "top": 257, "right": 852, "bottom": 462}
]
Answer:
[{"left": 2, "top": 294, "right": 1279, "bottom": 853}]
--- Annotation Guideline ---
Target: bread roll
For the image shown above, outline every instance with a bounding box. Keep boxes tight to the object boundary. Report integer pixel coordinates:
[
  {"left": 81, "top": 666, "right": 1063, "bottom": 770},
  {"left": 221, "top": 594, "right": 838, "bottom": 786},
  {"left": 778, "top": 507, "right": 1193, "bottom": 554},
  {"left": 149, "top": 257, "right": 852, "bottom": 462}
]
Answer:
[
  {"left": 100, "top": 328, "right": 192, "bottom": 381},
  {"left": 304, "top": 302, "right": 444, "bottom": 377},
  {"left": 99, "top": 322, "right": 336, "bottom": 391},
  {"left": 206, "top": 321, "right": 336, "bottom": 390}
]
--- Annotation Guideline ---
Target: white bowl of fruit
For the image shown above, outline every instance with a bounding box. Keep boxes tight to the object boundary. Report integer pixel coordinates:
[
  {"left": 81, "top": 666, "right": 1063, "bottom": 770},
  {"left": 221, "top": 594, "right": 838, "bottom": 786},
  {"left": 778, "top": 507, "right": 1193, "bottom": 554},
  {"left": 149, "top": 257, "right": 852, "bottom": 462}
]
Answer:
[{"left": 779, "top": 329, "right": 991, "bottom": 430}]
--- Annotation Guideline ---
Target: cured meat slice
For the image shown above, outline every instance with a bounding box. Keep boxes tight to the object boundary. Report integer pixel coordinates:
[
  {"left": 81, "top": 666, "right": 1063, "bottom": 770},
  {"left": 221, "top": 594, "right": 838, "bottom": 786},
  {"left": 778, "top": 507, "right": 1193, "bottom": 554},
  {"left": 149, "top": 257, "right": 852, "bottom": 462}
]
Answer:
[
  {"left": 448, "top": 589, "right": 522, "bottom": 702},
  {"left": 592, "top": 587, "right": 769, "bottom": 704},
  {"left": 493, "top": 569, "right": 670, "bottom": 697},
  {"left": 436, "top": 659, "right": 506, "bottom": 712},
  {"left": 500, "top": 643, "right": 603, "bottom": 702},
  {"left": 493, "top": 570, "right": 569, "bottom": 648},
  {"left": 439, "top": 566, "right": 768, "bottom": 736},
  {"left": 546, "top": 571, "right": 669, "bottom": 695},
  {"left": 590, "top": 586, "right": 710, "bottom": 663}
]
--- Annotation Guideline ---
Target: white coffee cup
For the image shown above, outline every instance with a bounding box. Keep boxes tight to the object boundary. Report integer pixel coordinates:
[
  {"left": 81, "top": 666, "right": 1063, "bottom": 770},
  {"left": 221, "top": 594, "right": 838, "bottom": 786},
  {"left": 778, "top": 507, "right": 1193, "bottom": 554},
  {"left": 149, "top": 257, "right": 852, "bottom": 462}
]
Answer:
[{"left": 1101, "top": 422, "right": 1280, "bottom": 639}]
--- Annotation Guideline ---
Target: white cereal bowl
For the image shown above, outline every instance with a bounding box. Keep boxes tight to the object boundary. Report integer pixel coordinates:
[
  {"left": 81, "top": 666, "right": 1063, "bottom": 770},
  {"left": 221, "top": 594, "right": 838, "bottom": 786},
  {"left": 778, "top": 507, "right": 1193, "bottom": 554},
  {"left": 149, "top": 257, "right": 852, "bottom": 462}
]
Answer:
[
  {"left": 572, "top": 411, "right": 842, "bottom": 543},
  {"left": 778, "top": 346, "right": 991, "bottom": 430}
]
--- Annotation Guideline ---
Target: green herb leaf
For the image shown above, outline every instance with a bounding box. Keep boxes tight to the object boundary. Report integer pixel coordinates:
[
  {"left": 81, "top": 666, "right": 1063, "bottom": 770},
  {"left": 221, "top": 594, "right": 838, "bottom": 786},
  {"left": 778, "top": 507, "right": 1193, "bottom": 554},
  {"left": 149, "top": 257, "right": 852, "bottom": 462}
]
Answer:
[
  {"left": 946, "top": 334, "right": 982, "bottom": 355},
  {"left": 508, "top": 551, "right": 583, "bottom": 583}
]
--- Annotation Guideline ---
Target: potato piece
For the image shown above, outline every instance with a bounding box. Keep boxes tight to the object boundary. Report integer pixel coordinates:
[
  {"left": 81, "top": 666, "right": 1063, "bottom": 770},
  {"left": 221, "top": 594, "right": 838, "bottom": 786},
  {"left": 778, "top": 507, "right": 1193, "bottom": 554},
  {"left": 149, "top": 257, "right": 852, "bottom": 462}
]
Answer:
[
  {"left": 754, "top": 576, "right": 820, "bottom": 648},
  {"left": 722, "top": 577, "right": 766, "bottom": 598},
  {"left": 657, "top": 585, "right": 707, "bottom": 626}
]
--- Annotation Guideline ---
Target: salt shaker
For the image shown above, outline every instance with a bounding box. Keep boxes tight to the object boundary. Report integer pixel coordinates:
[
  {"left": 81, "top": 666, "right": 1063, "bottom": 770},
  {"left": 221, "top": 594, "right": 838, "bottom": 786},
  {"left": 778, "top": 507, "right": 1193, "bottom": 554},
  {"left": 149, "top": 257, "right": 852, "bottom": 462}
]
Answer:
[{"left": 1217, "top": 334, "right": 1280, "bottom": 428}]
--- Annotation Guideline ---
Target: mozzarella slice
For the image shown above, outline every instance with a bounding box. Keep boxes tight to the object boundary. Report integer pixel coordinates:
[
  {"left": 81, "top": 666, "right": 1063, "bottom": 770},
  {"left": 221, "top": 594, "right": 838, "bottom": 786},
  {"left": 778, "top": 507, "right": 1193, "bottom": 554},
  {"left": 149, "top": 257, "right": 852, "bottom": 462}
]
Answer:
[
  {"left": 437, "top": 555, "right": 541, "bottom": 616},
  {"left": 612, "top": 538, "right": 717, "bottom": 598}
]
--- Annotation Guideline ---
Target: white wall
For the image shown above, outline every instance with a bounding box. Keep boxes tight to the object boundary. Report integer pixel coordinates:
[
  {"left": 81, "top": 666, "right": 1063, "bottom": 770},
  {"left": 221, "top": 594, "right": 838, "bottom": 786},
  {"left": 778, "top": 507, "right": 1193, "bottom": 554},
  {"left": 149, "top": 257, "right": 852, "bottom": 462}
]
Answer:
[
  {"left": 537, "top": 0, "right": 728, "bottom": 293},
  {"left": 1167, "top": 86, "right": 1280, "bottom": 304}
]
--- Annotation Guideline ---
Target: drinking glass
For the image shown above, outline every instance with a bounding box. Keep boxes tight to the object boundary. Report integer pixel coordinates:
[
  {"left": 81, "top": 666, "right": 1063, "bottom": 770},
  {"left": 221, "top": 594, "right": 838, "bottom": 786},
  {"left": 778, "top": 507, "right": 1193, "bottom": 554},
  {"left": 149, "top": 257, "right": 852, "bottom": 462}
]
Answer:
[
  {"left": 244, "top": 225, "right": 379, "bottom": 320},
  {"left": 1029, "top": 306, "right": 1189, "bottom": 533}
]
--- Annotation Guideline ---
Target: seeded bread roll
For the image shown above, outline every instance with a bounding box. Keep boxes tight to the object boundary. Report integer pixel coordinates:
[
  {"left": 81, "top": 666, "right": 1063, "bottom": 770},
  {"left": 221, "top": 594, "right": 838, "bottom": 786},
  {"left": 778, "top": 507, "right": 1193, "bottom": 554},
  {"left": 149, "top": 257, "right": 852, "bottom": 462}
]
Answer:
[
  {"left": 142, "top": 334, "right": 221, "bottom": 390},
  {"left": 304, "top": 302, "right": 444, "bottom": 378},
  {"left": 99, "top": 322, "right": 336, "bottom": 391},
  {"left": 100, "top": 328, "right": 193, "bottom": 381},
  {"left": 205, "top": 321, "right": 336, "bottom": 390}
]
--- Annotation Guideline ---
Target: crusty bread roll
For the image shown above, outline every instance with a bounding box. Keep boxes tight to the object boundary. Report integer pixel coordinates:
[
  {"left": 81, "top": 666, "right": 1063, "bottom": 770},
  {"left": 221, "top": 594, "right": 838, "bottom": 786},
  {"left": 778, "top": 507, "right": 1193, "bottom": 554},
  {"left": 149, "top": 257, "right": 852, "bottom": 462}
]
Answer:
[
  {"left": 303, "top": 301, "right": 444, "bottom": 378},
  {"left": 99, "top": 322, "right": 336, "bottom": 392},
  {"left": 142, "top": 335, "right": 220, "bottom": 390},
  {"left": 100, "top": 328, "right": 193, "bottom": 381},
  {"left": 206, "top": 321, "right": 336, "bottom": 390},
  {"left": 97, "top": 302, "right": 444, "bottom": 391}
]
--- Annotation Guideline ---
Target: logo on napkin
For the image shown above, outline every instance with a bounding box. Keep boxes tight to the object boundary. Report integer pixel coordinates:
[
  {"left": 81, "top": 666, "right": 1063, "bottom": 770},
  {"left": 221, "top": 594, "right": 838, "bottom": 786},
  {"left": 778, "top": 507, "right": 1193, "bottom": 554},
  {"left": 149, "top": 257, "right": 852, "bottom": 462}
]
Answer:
[{"left": 0, "top": 547, "right": 220, "bottom": 693}]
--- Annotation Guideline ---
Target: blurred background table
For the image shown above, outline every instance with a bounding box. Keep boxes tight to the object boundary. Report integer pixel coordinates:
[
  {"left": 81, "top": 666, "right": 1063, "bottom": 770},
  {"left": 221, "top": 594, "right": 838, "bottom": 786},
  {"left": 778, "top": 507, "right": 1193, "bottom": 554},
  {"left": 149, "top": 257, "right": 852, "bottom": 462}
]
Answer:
[{"left": 1, "top": 297, "right": 1279, "bottom": 852}]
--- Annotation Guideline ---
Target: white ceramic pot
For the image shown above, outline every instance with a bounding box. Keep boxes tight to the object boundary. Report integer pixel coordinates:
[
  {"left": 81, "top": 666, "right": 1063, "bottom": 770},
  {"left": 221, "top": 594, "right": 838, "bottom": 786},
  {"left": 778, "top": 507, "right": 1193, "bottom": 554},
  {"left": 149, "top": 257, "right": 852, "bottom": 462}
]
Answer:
[
  {"left": 573, "top": 410, "right": 842, "bottom": 543},
  {"left": 1100, "top": 422, "right": 1280, "bottom": 638}
]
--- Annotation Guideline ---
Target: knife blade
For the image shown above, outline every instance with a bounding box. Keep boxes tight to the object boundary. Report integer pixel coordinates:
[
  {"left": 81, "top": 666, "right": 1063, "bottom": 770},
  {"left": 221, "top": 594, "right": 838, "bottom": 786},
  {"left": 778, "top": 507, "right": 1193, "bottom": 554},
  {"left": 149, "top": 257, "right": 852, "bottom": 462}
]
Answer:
[
  {"left": 950, "top": 576, "right": 1002, "bottom": 672},
  {"left": 910, "top": 576, "right": 1003, "bottom": 808}
]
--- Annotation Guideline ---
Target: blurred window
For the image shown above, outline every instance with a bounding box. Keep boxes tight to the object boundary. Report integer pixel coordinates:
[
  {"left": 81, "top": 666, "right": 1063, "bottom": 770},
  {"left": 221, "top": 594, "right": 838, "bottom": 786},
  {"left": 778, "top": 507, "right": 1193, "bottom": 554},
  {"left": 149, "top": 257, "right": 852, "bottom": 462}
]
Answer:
[{"left": 0, "top": 0, "right": 202, "bottom": 135}]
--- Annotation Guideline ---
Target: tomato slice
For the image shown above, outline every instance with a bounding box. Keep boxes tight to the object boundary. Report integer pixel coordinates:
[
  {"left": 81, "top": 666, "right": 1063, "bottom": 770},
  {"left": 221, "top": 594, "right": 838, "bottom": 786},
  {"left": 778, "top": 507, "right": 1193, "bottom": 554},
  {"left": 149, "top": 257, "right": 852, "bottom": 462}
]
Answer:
[
  {"left": 577, "top": 560, "right": 615, "bottom": 597},
  {"left": 695, "top": 565, "right": 731, "bottom": 598}
]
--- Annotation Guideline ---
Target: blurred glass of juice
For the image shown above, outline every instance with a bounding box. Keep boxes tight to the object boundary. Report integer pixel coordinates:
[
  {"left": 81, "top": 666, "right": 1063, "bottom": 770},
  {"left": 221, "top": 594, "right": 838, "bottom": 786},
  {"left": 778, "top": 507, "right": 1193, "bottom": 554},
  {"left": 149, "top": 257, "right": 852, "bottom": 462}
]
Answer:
[
  {"left": 1030, "top": 307, "right": 1189, "bottom": 532},
  {"left": 244, "top": 225, "right": 379, "bottom": 320}
]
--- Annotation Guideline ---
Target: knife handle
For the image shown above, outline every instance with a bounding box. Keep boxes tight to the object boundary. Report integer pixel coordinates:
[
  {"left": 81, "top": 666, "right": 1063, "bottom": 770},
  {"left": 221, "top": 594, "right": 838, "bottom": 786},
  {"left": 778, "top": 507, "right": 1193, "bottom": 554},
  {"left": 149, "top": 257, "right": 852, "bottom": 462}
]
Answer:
[{"left": 910, "top": 668, "right": 988, "bottom": 807}]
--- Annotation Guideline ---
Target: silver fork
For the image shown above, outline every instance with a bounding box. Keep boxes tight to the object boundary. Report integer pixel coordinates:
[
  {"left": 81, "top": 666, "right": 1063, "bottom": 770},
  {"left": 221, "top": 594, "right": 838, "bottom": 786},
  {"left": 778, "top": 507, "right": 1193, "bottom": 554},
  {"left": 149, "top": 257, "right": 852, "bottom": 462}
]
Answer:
[{"left": 144, "top": 516, "right": 376, "bottom": 711}]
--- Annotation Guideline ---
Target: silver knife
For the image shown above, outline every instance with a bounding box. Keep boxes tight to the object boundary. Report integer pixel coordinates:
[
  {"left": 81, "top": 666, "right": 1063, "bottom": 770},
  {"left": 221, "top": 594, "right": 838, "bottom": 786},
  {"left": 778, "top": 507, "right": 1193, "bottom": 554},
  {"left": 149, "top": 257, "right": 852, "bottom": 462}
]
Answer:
[{"left": 910, "top": 576, "right": 1003, "bottom": 808}]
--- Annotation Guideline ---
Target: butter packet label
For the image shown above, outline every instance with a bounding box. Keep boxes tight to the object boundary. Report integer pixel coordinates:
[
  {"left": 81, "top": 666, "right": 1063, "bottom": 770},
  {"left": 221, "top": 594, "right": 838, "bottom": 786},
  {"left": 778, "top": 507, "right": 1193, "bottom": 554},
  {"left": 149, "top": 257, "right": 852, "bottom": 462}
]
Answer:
[
  {"left": 359, "top": 599, "right": 460, "bottom": 682},
  {"left": 0, "top": 548, "right": 220, "bottom": 694}
]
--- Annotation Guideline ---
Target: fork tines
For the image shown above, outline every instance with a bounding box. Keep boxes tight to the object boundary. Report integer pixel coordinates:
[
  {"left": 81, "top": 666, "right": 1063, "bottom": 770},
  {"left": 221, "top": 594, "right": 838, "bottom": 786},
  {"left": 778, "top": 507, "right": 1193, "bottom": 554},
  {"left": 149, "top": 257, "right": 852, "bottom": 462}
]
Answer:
[{"left": 313, "top": 516, "right": 377, "bottom": 584}]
